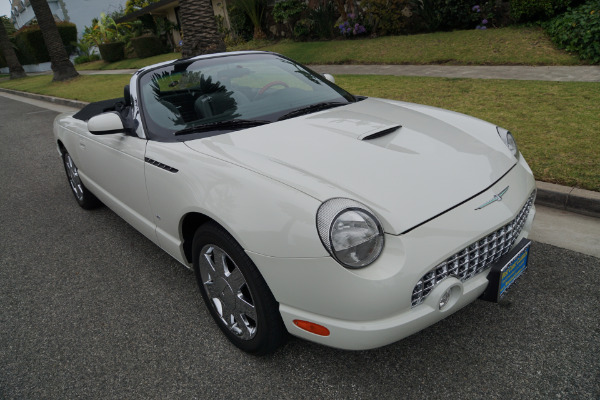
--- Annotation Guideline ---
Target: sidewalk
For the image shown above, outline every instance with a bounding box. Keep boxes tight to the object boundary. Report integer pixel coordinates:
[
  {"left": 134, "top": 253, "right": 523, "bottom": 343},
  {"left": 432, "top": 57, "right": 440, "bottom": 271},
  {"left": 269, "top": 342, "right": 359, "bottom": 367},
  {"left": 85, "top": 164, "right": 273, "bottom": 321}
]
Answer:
[{"left": 308, "top": 64, "right": 600, "bottom": 82}]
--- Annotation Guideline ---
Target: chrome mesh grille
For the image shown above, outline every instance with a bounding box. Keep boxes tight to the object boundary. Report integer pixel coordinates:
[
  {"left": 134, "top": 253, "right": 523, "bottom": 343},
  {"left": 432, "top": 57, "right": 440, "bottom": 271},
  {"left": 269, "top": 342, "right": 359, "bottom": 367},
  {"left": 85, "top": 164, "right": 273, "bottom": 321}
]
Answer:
[{"left": 411, "top": 191, "right": 535, "bottom": 307}]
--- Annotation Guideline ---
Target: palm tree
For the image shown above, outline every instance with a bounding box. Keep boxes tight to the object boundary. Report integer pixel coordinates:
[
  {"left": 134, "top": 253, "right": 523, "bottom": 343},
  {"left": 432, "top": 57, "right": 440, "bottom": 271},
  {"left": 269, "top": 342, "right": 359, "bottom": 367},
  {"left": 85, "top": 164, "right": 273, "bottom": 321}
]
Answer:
[
  {"left": 0, "top": 17, "right": 26, "bottom": 79},
  {"left": 179, "top": 0, "right": 226, "bottom": 58},
  {"left": 29, "top": 0, "right": 78, "bottom": 81}
]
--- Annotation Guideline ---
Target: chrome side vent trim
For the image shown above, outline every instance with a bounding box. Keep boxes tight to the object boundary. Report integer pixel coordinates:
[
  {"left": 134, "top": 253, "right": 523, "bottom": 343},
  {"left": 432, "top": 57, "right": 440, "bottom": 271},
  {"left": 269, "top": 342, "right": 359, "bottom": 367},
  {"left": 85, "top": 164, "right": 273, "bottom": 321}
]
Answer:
[
  {"left": 144, "top": 157, "right": 178, "bottom": 173},
  {"left": 360, "top": 125, "right": 401, "bottom": 141}
]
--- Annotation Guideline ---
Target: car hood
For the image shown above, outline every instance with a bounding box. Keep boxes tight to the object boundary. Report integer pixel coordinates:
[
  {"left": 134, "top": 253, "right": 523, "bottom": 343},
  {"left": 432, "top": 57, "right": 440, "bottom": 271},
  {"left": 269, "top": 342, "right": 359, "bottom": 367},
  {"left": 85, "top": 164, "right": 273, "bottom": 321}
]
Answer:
[{"left": 185, "top": 98, "right": 515, "bottom": 234}]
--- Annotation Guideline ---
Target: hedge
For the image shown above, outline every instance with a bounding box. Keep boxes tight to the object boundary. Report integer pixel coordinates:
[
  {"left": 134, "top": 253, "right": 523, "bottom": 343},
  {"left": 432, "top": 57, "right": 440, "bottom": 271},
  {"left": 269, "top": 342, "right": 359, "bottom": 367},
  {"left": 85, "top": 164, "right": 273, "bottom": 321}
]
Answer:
[
  {"left": 545, "top": 0, "right": 600, "bottom": 63},
  {"left": 130, "top": 35, "right": 166, "bottom": 58},
  {"left": 13, "top": 22, "right": 77, "bottom": 65},
  {"left": 98, "top": 42, "right": 125, "bottom": 62}
]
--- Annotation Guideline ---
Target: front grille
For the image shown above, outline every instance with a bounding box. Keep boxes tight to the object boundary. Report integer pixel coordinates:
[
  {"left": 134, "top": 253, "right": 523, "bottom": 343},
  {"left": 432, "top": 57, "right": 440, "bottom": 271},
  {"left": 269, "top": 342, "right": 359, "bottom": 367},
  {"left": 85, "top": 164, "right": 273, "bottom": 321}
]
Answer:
[{"left": 411, "top": 190, "right": 535, "bottom": 307}]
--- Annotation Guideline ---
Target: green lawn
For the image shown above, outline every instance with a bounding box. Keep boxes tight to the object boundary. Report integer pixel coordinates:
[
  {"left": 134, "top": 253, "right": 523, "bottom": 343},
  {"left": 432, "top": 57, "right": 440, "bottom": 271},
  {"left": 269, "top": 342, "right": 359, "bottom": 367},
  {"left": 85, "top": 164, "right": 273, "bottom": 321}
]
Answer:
[
  {"left": 0, "top": 74, "right": 131, "bottom": 102},
  {"left": 231, "top": 27, "right": 582, "bottom": 66},
  {"left": 336, "top": 75, "right": 600, "bottom": 192},
  {"left": 76, "top": 52, "right": 181, "bottom": 71},
  {"left": 73, "top": 26, "right": 581, "bottom": 72},
  {"left": 1, "top": 73, "right": 597, "bottom": 191}
]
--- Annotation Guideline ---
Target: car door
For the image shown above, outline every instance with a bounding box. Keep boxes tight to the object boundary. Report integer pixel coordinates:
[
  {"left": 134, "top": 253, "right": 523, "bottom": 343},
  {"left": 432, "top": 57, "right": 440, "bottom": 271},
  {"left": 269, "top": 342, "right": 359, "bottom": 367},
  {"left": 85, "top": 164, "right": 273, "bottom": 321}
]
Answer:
[{"left": 76, "top": 131, "right": 158, "bottom": 244}]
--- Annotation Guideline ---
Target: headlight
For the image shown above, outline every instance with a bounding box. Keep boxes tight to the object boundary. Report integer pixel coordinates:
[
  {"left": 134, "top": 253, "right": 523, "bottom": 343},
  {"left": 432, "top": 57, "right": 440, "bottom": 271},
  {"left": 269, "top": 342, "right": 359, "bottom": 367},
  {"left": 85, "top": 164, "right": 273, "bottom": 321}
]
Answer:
[
  {"left": 317, "top": 198, "right": 384, "bottom": 268},
  {"left": 497, "top": 127, "right": 519, "bottom": 159}
]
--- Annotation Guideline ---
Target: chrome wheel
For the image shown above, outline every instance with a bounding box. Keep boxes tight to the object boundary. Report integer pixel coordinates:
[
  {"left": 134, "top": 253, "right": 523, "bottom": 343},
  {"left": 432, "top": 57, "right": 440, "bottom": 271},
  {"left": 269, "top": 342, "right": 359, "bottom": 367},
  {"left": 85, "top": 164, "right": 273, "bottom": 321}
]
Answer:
[
  {"left": 64, "top": 153, "right": 84, "bottom": 201},
  {"left": 61, "top": 150, "right": 101, "bottom": 209},
  {"left": 199, "top": 244, "right": 257, "bottom": 340}
]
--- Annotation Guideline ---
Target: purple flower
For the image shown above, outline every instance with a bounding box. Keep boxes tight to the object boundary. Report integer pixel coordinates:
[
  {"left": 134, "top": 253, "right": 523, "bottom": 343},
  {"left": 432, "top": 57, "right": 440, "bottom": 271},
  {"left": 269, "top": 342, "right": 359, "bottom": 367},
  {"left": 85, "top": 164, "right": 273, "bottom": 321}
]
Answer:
[
  {"left": 472, "top": 5, "right": 480, "bottom": 12},
  {"left": 348, "top": 13, "right": 355, "bottom": 19},
  {"left": 482, "top": 19, "right": 488, "bottom": 24}
]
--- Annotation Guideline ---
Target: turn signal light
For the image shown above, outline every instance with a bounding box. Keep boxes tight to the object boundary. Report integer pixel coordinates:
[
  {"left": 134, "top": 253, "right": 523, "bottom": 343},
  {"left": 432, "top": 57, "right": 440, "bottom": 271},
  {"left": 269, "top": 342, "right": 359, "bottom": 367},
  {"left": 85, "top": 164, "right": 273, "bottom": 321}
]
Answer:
[{"left": 293, "top": 320, "right": 330, "bottom": 336}]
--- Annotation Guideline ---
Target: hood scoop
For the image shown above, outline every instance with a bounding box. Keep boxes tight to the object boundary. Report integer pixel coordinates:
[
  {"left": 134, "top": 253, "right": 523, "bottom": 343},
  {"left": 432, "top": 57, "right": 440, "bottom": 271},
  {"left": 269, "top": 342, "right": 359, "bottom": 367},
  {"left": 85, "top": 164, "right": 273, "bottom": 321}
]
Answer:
[{"left": 359, "top": 125, "right": 402, "bottom": 141}]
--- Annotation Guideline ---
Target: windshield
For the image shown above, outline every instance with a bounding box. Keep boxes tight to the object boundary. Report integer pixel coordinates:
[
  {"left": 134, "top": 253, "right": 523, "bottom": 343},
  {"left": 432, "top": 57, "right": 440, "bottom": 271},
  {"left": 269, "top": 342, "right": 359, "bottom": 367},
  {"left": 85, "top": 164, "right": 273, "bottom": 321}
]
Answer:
[{"left": 137, "top": 53, "right": 356, "bottom": 141}]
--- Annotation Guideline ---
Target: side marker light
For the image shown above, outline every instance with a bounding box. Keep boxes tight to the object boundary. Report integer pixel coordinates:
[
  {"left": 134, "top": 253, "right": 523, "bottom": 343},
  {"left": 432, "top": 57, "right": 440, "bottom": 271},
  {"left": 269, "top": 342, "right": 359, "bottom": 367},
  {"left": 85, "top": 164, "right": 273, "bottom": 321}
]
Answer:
[{"left": 293, "top": 320, "right": 330, "bottom": 336}]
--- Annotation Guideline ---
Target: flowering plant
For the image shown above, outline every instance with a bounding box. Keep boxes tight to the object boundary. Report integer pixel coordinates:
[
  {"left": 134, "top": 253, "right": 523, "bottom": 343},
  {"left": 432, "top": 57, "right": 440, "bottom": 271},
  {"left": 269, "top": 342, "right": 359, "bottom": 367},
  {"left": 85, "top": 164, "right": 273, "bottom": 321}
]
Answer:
[
  {"left": 472, "top": 4, "right": 489, "bottom": 29},
  {"left": 338, "top": 13, "right": 367, "bottom": 37}
]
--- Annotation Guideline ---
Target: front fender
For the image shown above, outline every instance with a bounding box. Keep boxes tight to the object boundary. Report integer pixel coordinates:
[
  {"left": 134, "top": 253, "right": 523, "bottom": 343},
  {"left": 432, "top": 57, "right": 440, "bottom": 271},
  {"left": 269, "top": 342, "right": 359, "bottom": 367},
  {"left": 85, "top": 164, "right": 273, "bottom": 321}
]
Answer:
[{"left": 144, "top": 141, "right": 328, "bottom": 264}]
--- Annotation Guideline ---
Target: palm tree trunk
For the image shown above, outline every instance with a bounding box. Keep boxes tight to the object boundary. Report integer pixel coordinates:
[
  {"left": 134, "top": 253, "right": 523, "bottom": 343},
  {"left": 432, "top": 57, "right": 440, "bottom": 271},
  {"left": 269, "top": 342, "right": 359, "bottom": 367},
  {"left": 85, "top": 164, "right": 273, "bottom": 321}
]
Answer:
[
  {"left": 29, "top": 0, "right": 78, "bottom": 81},
  {"left": 0, "top": 20, "right": 27, "bottom": 79},
  {"left": 180, "top": 0, "right": 226, "bottom": 58}
]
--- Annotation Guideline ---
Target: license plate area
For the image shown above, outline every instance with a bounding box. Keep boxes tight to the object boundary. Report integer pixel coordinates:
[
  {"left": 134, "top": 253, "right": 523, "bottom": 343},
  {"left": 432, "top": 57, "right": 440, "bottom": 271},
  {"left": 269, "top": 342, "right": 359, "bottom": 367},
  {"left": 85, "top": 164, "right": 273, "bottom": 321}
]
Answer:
[{"left": 480, "top": 239, "right": 531, "bottom": 302}]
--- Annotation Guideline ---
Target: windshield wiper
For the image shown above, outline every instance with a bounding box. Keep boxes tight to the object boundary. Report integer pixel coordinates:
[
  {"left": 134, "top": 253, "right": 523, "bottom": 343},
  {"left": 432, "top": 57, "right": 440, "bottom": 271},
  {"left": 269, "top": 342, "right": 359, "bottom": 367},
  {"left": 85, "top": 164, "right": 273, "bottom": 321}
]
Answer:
[
  {"left": 277, "top": 101, "right": 347, "bottom": 121},
  {"left": 174, "top": 119, "right": 271, "bottom": 136}
]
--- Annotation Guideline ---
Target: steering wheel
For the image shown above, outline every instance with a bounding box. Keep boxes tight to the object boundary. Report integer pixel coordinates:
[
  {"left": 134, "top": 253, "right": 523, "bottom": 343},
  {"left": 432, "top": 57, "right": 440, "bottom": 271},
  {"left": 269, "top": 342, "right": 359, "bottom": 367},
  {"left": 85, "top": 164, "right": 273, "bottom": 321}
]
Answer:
[{"left": 257, "top": 81, "right": 289, "bottom": 96}]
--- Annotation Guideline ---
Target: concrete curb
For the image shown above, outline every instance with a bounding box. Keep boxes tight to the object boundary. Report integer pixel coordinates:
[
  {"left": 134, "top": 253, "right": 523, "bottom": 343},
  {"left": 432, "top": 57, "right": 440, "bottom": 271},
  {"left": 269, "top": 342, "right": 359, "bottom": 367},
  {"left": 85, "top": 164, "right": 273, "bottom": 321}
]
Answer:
[
  {"left": 0, "top": 87, "right": 89, "bottom": 109},
  {"left": 536, "top": 181, "right": 600, "bottom": 218},
  {"left": 1, "top": 87, "right": 598, "bottom": 218}
]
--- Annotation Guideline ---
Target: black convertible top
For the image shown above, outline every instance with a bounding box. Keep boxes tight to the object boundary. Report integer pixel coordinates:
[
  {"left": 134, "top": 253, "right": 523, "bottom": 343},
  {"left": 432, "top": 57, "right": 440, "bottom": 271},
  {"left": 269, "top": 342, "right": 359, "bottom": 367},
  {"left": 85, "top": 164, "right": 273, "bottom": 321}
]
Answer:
[{"left": 73, "top": 97, "right": 125, "bottom": 121}]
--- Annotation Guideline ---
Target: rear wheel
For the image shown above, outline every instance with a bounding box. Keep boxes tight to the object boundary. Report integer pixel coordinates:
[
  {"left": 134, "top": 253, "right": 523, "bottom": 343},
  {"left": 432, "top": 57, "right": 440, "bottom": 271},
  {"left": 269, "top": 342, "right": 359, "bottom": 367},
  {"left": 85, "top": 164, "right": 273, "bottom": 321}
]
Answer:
[
  {"left": 62, "top": 151, "right": 101, "bottom": 209},
  {"left": 192, "top": 223, "right": 286, "bottom": 354}
]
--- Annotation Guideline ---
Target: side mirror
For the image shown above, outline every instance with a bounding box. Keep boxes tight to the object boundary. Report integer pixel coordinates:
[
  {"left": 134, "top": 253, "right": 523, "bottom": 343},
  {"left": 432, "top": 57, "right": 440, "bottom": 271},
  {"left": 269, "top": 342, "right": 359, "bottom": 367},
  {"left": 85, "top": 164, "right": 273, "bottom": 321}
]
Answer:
[
  {"left": 323, "top": 73, "right": 335, "bottom": 83},
  {"left": 88, "top": 112, "right": 125, "bottom": 135}
]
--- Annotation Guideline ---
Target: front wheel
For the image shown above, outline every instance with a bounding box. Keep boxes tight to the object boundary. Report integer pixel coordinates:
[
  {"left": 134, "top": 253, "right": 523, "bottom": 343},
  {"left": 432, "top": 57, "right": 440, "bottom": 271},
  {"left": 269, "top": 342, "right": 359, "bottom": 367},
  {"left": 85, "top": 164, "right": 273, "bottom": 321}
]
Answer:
[
  {"left": 62, "top": 151, "right": 101, "bottom": 209},
  {"left": 192, "top": 223, "right": 286, "bottom": 355}
]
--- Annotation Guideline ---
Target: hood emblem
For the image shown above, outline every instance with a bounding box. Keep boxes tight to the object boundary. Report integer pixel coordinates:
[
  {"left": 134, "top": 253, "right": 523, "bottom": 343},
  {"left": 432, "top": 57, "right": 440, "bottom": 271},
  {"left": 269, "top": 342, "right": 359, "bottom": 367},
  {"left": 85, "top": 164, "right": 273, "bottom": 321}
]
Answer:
[{"left": 475, "top": 186, "right": 509, "bottom": 210}]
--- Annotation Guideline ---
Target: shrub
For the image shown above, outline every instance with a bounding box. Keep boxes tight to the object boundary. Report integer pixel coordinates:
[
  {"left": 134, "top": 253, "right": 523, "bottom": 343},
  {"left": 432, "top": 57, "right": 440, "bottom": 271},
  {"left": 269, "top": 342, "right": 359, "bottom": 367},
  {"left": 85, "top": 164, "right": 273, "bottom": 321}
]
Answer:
[
  {"left": 544, "top": 0, "right": 600, "bottom": 63},
  {"left": 337, "top": 13, "right": 368, "bottom": 37},
  {"left": 13, "top": 22, "right": 77, "bottom": 65},
  {"left": 510, "top": 0, "right": 572, "bottom": 22},
  {"left": 228, "top": 4, "right": 254, "bottom": 41},
  {"left": 232, "top": 0, "right": 268, "bottom": 39},
  {"left": 308, "top": 2, "right": 338, "bottom": 39},
  {"left": 130, "top": 34, "right": 166, "bottom": 58},
  {"left": 57, "top": 22, "right": 77, "bottom": 55},
  {"left": 362, "top": 0, "right": 412, "bottom": 35},
  {"left": 98, "top": 42, "right": 125, "bottom": 62},
  {"left": 73, "top": 54, "right": 100, "bottom": 64},
  {"left": 412, "top": 0, "right": 480, "bottom": 31},
  {"left": 469, "top": 2, "right": 512, "bottom": 29},
  {"left": 273, "top": 0, "right": 306, "bottom": 36},
  {"left": 293, "top": 18, "right": 313, "bottom": 40}
]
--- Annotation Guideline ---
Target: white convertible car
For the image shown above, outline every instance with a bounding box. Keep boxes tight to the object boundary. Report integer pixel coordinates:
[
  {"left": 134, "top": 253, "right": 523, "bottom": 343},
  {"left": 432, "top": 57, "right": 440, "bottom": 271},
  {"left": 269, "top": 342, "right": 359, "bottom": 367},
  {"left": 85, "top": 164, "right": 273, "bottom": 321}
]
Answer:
[{"left": 54, "top": 51, "right": 536, "bottom": 354}]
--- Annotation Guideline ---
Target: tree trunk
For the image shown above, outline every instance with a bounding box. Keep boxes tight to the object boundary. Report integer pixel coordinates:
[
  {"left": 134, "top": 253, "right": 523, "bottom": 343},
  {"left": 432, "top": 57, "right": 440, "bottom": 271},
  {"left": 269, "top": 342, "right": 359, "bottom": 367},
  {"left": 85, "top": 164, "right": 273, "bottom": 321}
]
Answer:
[
  {"left": 0, "top": 20, "right": 27, "bottom": 79},
  {"left": 29, "top": 0, "right": 78, "bottom": 81},
  {"left": 180, "top": 0, "right": 226, "bottom": 58}
]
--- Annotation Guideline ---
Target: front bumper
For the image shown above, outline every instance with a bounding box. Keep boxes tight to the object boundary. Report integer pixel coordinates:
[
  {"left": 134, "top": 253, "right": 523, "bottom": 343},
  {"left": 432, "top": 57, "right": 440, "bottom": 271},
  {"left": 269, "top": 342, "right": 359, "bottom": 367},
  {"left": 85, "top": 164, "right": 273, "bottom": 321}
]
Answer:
[{"left": 248, "top": 159, "right": 536, "bottom": 350}]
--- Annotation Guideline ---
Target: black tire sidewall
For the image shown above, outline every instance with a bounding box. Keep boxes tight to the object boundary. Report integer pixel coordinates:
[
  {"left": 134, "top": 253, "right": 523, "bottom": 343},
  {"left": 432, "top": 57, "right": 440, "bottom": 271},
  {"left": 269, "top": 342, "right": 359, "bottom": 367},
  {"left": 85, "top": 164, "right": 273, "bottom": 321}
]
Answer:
[{"left": 192, "top": 223, "right": 285, "bottom": 355}]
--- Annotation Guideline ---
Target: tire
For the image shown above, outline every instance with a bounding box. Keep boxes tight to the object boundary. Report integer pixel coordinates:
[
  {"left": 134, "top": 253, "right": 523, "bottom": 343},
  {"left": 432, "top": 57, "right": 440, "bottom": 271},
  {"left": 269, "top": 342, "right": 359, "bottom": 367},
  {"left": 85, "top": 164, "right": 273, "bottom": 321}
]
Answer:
[
  {"left": 192, "top": 222, "right": 286, "bottom": 355},
  {"left": 62, "top": 151, "right": 102, "bottom": 209}
]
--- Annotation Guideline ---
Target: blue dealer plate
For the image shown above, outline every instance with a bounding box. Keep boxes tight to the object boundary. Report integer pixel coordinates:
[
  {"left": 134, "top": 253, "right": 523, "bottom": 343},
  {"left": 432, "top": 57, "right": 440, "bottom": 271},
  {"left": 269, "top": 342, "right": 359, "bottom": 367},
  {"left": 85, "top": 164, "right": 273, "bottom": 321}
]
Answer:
[{"left": 499, "top": 241, "right": 531, "bottom": 297}]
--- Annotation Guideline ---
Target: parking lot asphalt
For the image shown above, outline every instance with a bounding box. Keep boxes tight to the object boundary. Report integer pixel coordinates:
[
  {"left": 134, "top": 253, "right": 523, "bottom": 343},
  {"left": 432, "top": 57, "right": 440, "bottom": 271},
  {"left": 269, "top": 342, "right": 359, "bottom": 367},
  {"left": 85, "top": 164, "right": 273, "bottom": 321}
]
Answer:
[{"left": 1, "top": 95, "right": 599, "bottom": 399}]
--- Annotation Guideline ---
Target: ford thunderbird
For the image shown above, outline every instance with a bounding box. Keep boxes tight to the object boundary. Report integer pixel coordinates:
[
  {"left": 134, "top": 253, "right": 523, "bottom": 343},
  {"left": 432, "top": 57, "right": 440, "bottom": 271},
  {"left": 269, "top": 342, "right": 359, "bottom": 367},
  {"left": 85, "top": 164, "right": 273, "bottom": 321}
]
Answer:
[{"left": 53, "top": 51, "right": 536, "bottom": 354}]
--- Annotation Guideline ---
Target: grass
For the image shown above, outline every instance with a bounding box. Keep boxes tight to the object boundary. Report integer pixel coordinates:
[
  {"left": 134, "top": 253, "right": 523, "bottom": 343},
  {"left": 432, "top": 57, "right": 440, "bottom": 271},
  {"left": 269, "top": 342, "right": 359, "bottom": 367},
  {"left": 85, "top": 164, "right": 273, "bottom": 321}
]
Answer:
[
  {"left": 230, "top": 27, "right": 582, "bottom": 66},
  {"left": 0, "top": 74, "right": 131, "bottom": 102},
  {"left": 1, "top": 73, "right": 597, "bottom": 191},
  {"left": 71, "top": 27, "right": 581, "bottom": 72},
  {"left": 336, "top": 75, "right": 600, "bottom": 191},
  {"left": 75, "top": 52, "right": 181, "bottom": 71}
]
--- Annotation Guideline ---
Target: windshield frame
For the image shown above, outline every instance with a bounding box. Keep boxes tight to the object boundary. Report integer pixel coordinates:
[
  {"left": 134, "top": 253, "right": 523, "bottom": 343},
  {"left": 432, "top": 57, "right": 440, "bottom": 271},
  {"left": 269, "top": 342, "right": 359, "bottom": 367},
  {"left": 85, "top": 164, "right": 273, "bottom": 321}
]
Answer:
[{"left": 136, "top": 52, "right": 357, "bottom": 142}]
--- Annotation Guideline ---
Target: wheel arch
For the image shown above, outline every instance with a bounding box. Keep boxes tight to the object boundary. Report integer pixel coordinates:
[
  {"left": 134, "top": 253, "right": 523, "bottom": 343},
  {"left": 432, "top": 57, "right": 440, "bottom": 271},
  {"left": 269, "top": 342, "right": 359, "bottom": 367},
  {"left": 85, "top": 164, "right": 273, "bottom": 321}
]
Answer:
[
  {"left": 180, "top": 211, "right": 218, "bottom": 264},
  {"left": 57, "top": 139, "right": 66, "bottom": 155}
]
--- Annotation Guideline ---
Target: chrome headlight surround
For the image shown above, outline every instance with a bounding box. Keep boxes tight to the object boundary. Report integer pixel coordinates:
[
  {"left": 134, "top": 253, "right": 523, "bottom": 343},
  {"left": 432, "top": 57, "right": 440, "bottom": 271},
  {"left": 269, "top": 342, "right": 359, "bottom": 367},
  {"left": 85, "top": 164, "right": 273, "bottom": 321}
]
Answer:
[
  {"left": 317, "top": 198, "right": 384, "bottom": 269},
  {"left": 497, "top": 127, "right": 519, "bottom": 159}
]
